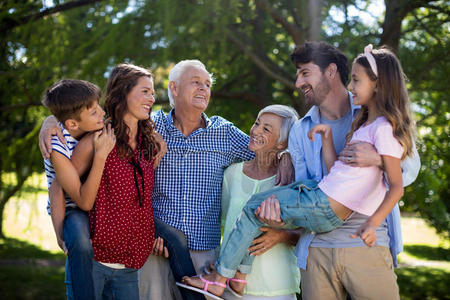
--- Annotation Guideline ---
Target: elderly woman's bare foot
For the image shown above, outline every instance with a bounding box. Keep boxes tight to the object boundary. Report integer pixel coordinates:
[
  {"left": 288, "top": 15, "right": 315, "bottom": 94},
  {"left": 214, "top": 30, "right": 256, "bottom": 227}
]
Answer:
[{"left": 181, "top": 271, "right": 227, "bottom": 297}]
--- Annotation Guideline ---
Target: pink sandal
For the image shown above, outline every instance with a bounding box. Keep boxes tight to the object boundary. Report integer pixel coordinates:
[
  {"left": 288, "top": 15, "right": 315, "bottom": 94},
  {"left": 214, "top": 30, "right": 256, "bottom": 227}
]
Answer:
[
  {"left": 176, "top": 274, "right": 226, "bottom": 300},
  {"left": 226, "top": 278, "right": 248, "bottom": 298}
]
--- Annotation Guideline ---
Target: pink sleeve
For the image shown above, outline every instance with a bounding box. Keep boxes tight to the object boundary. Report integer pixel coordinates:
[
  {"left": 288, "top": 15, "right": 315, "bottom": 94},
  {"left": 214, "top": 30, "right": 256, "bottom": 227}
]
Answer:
[{"left": 374, "top": 121, "right": 404, "bottom": 159}]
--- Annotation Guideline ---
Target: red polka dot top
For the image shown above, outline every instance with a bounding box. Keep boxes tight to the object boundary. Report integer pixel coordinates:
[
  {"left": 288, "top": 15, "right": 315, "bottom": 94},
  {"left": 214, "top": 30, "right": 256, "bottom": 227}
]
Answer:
[{"left": 89, "top": 137, "right": 155, "bottom": 269}]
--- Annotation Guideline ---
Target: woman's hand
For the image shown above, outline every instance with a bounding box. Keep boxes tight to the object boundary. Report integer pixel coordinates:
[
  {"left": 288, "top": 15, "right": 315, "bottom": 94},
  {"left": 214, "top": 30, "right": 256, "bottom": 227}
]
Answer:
[
  {"left": 254, "top": 195, "right": 285, "bottom": 227},
  {"left": 151, "top": 237, "right": 169, "bottom": 258},
  {"left": 248, "top": 227, "right": 284, "bottom": 256}
]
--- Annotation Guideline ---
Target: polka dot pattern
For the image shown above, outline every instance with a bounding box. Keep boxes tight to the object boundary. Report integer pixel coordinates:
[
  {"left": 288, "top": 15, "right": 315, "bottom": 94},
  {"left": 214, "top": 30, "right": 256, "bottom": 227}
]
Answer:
[{"left": 89, "top": 137, "right": 155, "bottom": 269}]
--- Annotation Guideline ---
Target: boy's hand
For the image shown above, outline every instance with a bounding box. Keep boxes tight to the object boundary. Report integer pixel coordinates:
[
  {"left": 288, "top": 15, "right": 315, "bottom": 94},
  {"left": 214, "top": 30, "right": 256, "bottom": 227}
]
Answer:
[
  {"left": 94, "top": 124, "right": 116, "bottom": 159},
  {"left": 151, "top": 237, "right": 169, "bottom": 258},
  {"left": 351, "top": 220, "right": 377, "bottom": 247},
  {"left": 308, "top": 124, "right": 332, "bottom": 141},
  {"left": 57, "top": 238, "right": 68, "bottom": 255},
  {"left": 39, "top": 115, "right": 64, "bottom": 159}
]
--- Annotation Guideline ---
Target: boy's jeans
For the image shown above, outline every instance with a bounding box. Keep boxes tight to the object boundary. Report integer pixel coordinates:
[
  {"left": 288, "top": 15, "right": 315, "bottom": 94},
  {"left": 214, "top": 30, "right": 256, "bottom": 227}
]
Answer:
[
  {"left": 216, "top": 179, "right": 343, "bottom": 278},
  {"left": 63, "top": 208, "right": 95, "bottom": 300},
  {"left": 154, "top": 218, "right": 205, "bottom": 300},
  {"left": 92, "top": 260, "right": 139, "bottom": 300}
]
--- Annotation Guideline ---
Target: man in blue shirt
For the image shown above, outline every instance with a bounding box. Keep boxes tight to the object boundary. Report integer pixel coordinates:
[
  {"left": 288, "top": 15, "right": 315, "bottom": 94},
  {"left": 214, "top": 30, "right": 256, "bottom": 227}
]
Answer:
[{"left": 258, "top": 42, "right": 420, "bottom": 299}]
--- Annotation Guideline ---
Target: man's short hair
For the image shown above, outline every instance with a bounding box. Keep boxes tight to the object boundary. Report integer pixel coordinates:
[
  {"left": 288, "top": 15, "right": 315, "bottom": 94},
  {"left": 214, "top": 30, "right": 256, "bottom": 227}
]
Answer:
[
  {"left": 42, "top": 79, "right": 101, "bottom": 124},
  {"left": 168, "top": 60, "right": 214, "bottom": 107},
  {"left": 290, "top": 41, "right": 349, "bottom": 85}
]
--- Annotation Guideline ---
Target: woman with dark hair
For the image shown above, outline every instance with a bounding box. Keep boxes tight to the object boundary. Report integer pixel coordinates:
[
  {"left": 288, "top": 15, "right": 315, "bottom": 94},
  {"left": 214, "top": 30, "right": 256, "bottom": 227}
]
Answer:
[{"left": 85, "top": 63, "right": 158, "bottom": 299}]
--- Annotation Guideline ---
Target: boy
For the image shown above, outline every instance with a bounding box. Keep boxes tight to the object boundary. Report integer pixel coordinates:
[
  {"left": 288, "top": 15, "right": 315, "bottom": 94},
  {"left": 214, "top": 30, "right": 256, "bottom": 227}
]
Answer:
[{"left": 42, "top": 79, "right": 115, "bottom": 300}]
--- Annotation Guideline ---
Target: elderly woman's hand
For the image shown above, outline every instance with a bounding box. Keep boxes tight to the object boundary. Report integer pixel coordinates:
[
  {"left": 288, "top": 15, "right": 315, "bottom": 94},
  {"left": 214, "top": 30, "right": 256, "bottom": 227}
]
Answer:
[
  {"left": 248, "top": 227, "right": 284, "bottom": 255},
  {"left": 254, "top": 195, "right": 285, "bottom": 227}
]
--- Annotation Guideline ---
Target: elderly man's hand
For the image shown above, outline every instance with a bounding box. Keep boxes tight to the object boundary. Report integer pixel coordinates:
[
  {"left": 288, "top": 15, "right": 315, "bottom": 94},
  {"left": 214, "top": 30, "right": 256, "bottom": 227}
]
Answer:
[
  {"left": 339, "top": 140, "right": 382, "bottom": 168},
  {"left": 255, "top": 195, "right": 285, "bottom": 227},
  {"left": 39, "top": 115, "right": 64, "bottom": 159},
  {"left": 275, "top": 153, "right": 294, "bottom": 186}
]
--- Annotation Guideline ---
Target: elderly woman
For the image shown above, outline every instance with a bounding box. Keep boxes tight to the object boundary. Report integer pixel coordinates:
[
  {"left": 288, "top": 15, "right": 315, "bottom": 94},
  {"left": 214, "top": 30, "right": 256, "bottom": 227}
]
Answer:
[{"left": 181, "top": 105, "right": 301, "bottom": 300}]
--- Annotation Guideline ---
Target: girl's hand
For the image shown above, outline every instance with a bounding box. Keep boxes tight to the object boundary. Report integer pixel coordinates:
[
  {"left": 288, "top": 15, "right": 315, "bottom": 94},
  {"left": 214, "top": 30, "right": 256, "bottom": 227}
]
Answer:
[
  {"left": 151, "top": 237, "right": 169, "bottom": 258},
  {"left": 94, "top": 124, "right": 116, "bottom": 159},
  {"left": 308, "top": 124, "right": 332, "bottom": 141},
  {"left": 351, "top": 220, "right": 378, "bottom": 247}
]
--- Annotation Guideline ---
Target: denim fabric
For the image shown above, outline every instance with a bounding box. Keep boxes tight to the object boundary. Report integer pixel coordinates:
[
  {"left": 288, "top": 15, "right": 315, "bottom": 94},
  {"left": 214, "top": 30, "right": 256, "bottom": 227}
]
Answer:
[
  {"left": 63, "top": 208, "right": 95, "bottom": 300},
  {"left": 216, "top": 179, "right": 343, "bottom": 278},
  {"left": 154, "top": 218, "right": 205, "bottom": 300},
  {"left": 92, "top": 260, "right": 139, "bottom": 300},
  {"left": 64, "top": 258, "right": 73, "bottom": 300}
]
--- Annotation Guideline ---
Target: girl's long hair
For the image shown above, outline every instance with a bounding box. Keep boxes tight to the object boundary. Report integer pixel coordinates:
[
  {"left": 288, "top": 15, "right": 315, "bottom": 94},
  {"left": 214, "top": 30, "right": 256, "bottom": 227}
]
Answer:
[
  {"left": 346, "top": 47, "right": 415, "bottom": 159},
  {"left": 104, "top": 63, "right": 157, "bottom": 161}
]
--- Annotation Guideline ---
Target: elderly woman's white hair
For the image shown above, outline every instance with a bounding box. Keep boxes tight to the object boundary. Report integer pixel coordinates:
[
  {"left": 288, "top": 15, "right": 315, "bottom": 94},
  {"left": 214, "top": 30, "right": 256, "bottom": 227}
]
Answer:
[
  {"left": 167, "top": 59, "right": 214, "bottom": 107},
  {"left": 257, "top": 105, "right": 299, "bottom": 143}
]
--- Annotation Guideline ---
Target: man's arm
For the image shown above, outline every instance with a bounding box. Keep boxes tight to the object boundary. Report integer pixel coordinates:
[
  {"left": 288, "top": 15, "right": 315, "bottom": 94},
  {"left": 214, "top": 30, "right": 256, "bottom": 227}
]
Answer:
[
  {"left": 248, "top": 227, "right": 303, "bottom": 256},
  {"left": 339, "top": 139, "right": 421, "bottom": 187},
  {"left": 39, "top": 116, "right": 63, "bottom": 159}
]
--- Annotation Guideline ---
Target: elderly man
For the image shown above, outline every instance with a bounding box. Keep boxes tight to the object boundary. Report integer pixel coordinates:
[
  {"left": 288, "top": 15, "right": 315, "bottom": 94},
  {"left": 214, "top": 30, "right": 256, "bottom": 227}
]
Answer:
[{"left": 39, "top": 60, "right": 294, "bottom": 300}]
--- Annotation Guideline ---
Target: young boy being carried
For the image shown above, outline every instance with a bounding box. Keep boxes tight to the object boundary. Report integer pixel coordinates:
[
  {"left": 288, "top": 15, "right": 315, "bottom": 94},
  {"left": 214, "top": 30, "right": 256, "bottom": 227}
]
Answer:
[{"left": 42, "top": 79, "right": 115, "bottom": 300}]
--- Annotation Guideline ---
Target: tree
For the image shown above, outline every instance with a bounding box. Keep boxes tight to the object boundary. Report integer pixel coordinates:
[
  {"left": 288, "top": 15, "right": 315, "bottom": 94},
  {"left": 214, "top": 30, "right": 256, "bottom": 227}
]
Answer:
[{"left": 1, "top": 0, "right": 448, "bottom": 237}]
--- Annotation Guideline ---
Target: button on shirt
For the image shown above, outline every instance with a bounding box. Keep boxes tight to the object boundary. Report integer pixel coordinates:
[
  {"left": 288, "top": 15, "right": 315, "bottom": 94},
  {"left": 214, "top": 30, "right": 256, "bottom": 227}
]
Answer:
[{"left": 152, "top": 109, "right": 254, "bottom": 250}]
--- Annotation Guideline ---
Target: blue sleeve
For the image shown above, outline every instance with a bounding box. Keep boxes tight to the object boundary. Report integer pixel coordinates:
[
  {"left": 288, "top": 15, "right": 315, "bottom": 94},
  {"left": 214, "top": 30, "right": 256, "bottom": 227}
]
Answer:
[
  {"left": 228, "top": 124, "right": 253, "bottom": 162},
  {"left": 289, "top": 123, "right": 308, "bottom": 181}
]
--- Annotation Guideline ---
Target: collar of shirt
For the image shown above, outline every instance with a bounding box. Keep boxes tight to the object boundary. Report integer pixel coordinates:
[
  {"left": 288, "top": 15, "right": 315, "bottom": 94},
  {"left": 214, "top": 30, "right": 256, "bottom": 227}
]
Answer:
[{"left": 162, "top": 108, "right": 212, "bottom": 137}]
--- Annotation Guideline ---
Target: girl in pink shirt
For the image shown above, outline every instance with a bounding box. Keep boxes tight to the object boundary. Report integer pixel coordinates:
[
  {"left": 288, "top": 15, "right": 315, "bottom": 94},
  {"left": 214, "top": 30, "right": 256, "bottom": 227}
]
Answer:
[{"left": 181, "top": 45, "right": 416, "bottom": 299}]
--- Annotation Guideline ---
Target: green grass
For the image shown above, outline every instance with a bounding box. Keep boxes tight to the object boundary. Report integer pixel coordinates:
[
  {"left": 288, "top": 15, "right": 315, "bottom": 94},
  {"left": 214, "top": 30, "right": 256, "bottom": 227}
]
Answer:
[
  {"left": 396, "top": 267, "right": 450, "bottom": 300},
  {"left": 0, "top": 237, "right": 66, "bottom": 300}
]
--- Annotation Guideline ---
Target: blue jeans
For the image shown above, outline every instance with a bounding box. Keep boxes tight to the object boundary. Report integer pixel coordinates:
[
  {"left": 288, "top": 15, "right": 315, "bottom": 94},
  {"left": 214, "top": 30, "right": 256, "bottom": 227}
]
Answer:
[
  {"left": 154, "top": 218, "right": 205, "bottom": 300},
  {"left": 216, "top": 179, "right": 343, "bottom": 278},
  {"left": 92, "top": 260, "right": 139, "bottom": 300},
  {"left": 63, "top": 208, "right": 95, "bottom": 300}
]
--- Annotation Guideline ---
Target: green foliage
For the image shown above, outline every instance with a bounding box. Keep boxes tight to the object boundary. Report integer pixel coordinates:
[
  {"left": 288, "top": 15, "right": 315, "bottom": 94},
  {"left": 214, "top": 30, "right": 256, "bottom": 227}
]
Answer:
[{"left": 0, "top": 0, "right": 449, "bottom": 237}]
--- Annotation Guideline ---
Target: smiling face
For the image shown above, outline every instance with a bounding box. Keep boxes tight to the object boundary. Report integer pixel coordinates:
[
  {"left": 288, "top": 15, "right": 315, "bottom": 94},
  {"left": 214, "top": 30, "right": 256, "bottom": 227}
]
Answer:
[
  {"left": 248, "top": 113, "right": 285, "bottom": 154},
  {"left": 348, "top": 62, "right": 377, "bottom": 107},
  {"left": 295, "top": 62, "right": 331, "bottom": 106},
  {"left": 123, "top": 76, "right": 155, "bottom": 123},
  {"left": 74, "top": 100, "right": 105, "bottom": 132},
  {"left": 171, "top": 66, "right": 211, "bottom": 113}
]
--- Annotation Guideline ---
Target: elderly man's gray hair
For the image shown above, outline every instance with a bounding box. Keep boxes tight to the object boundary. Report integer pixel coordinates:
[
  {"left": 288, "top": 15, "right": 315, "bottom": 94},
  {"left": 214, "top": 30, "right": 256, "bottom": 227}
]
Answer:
[
  {"left": 257, "top": 105, "right": 299, "bottom": 143},
  {"left": 168, "top": 59, "right": 214, "bottom": 107}
]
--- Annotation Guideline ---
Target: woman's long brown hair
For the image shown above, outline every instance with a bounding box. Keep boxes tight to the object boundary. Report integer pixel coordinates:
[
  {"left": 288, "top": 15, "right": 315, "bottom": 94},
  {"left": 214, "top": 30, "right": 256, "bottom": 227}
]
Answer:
[
  {"left": 346, "top": 47, "right": 415, "bottom": 159},
  {"left": 104, "top": 63, "right": 157, "bottom": 161}
]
